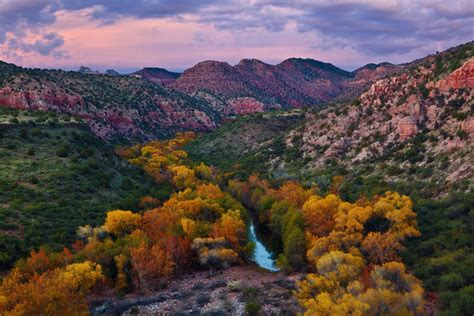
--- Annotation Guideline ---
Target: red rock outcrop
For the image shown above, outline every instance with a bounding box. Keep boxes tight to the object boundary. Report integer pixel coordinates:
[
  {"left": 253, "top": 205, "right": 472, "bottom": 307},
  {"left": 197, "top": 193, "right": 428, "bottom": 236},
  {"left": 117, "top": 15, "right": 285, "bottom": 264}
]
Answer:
[
  {"left": 228, "top": 97, "right": 265, "bottom": 115},
  {"left": 436, "top": 58, "right": 474, "bottom": 91}
]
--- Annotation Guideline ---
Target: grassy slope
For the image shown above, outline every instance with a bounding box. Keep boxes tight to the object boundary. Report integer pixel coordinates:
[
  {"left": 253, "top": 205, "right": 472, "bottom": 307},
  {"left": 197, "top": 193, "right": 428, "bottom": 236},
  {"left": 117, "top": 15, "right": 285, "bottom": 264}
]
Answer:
[
  {"left": 0, "top": 108, "right": 166, "bottom": 269},
  {"left": 185, "top": 111, "right": 305, "bottom": 179}
]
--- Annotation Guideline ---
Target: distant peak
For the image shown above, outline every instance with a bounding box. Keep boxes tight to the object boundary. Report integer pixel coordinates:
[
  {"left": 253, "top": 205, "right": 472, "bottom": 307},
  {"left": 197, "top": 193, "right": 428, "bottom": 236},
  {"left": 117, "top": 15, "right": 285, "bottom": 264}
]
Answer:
[
  {"left": 78, "top": 66, "right": 100, "bottom": 74},
  {"left": 193, "top": 60, "right": 232, "bottom": 67},
  {"left": 106, "top": 69, "right": 120, "bottom": 76},
  {"left": 354, "top": 62, "right": 397, "bottom": 73},
  {"left": 279, "top": 58, "right": 328, "bottom": 65},
  {"left": 237, "top": 58, "right": 268, "bottom": 66}
]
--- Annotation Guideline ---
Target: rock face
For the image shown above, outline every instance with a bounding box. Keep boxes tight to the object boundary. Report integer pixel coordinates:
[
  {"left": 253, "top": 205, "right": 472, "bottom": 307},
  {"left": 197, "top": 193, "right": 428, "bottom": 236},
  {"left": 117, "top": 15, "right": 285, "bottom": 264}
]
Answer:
[
  {"left": 0, "top": 61, "right": 218, "bottom": 141},
  {"left": 130, "top": 67, "right": 180, "bottom": 85},
  {"left": 171, "top": 58, "right": 402, "bottom": 111},
  {"left": 228, "top": 97, "right": 265, "bottom": 115},
  {"left": 435, "top": 58, "right": 474, "bottom": 91}
]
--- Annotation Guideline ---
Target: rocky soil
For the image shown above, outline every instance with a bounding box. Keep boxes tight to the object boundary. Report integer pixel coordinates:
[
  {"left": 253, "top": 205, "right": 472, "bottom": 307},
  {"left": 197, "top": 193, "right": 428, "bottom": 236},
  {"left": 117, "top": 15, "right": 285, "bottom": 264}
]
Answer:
[{"left": 91, "top": 265, "right": 303, "bottom": 316}]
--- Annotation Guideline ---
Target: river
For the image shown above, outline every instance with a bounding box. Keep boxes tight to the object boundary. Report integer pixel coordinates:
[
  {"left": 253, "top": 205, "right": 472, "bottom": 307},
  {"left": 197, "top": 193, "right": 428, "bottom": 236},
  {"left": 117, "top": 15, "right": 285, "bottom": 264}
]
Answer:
[{"left": 249, "top": 222, "right": 279, "bottom": 271}]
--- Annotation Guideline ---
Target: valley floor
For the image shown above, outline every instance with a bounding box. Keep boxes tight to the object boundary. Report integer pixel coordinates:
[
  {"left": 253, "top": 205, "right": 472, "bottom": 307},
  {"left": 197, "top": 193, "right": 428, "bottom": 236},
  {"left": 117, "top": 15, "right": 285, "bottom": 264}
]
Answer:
[{"left": 91, "top": 264, "right": 303, "bottom": 315}]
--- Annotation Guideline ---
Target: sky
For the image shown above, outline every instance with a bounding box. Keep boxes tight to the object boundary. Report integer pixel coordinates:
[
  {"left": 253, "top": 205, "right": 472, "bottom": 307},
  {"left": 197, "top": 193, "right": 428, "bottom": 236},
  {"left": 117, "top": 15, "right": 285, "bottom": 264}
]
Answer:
[{"left": 0, "top": 0, "right": 472, "bottom": 73}]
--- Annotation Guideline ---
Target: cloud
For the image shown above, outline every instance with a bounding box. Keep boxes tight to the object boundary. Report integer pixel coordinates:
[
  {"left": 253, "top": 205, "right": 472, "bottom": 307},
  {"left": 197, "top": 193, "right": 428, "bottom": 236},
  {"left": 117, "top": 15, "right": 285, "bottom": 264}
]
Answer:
[{"left": 0, "top": 0, "right": 67, "bottom": 57}]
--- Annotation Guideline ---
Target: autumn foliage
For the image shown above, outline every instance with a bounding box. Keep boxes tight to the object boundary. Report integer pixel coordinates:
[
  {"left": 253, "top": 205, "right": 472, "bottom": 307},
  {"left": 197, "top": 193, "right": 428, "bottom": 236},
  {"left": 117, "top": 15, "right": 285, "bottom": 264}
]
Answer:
[
  {"left": 0, "top": 132, "right": 254, "bottom": 313},
  {"left": 0, "top": 133, "right": 425, "bottom": 315},
  {"left": 228, "top": 174, "right": 424, "bottom": 314}
]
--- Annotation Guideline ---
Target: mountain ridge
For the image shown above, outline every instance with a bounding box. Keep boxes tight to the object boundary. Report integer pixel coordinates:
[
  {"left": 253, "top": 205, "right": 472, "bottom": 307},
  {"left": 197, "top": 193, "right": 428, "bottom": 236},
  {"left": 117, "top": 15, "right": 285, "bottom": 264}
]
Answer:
[{"left": 0, "top": 42, "right": 471, "bottom": 142}]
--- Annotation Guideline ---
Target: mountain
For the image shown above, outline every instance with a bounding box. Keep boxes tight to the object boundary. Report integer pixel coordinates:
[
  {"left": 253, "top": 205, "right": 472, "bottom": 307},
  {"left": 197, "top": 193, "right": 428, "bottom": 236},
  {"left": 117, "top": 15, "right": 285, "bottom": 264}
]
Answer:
[
  {"left": 171, "top": 57, "right": 402, "bottom": 111},
  {"left": 188, "top": 41, "right": 473, "bottom": 194},
  {"left": 0, "top": 61, "right": 218, "bottom": 141},
  {"left": 0, "top": 46, "right": 467, "bottom": 143},
  {"left": 130, "top": 67, "right": 181, "bottom": 85}
]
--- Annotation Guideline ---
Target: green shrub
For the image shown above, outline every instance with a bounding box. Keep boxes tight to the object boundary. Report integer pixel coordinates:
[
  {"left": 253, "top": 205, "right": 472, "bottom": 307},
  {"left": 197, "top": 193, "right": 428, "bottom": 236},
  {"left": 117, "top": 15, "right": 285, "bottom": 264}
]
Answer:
[
  {"left": 56, "top": 142, "right": 70, "bottom": 157},
  {"left": 245, "top": 302, "right": 262, "bottom": 316},
  {"left": 456, "top": 129, "right": 468, "bottom": 140}
]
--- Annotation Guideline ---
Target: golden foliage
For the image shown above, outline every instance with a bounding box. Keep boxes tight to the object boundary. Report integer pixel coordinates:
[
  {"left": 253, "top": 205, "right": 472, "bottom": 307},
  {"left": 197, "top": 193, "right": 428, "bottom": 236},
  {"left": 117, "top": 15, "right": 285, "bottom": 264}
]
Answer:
[{"left": 103, "top": 210, "right": 141, "bottom": 236}]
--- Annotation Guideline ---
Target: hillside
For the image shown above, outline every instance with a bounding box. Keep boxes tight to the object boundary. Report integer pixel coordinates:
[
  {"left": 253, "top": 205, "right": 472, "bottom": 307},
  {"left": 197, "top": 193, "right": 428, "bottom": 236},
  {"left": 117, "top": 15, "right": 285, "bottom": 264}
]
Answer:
[
  {"left": 0, "top": 61, "right": 218, "bottom": 142},
  {"left": 171, "top": 57, "right": 402, "bottom": 112},
  {"left": 189, "top": 42, "right": 473, "bottom": 193},
  {"left": 186, "top": 42, "right": 474, "bottom": 313},
  {"left": 0, "top": 107, "right": 163, "bottom": 269}
]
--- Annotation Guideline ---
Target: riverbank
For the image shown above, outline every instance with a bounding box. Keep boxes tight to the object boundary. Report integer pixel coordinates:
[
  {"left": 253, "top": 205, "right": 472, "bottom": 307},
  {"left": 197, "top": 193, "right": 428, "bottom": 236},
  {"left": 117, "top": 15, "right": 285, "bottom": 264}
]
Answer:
[{"left": 90, "top": 264, "right": 304, "bottom": 315}]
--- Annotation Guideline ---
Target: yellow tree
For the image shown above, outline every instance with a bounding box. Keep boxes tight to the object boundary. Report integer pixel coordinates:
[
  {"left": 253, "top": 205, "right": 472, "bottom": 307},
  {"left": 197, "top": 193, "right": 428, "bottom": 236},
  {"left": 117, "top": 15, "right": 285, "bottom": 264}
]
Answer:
[
  {"left": 302, "top": 194, "right": 340, "bottom": 237},
  {"left": 103, "top": 210, "right": 141, "bottom": 237},
  {"left": 211, "top": 210, "right": 246, "bottom": 252},
  {"left": 359, "top": 262, "right": 424, "bottom": 315}
]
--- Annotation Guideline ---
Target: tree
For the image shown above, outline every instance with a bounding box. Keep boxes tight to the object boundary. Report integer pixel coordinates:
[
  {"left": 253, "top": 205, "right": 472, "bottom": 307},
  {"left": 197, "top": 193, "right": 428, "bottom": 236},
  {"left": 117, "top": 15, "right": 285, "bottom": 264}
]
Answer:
[
  {"left": 373, "top": 192, "right": 420, "bottom": 240},
  {"left": 359, "top": 262, "right": 424, "bottom": 315},
  {"left": 114, "top": 254, "right": 128, "bottom": 292},
  {"left": 60, "top": 261, "right": 104, "bottom": 293},
  {"left": 169, "top": 165, "right": 196, "bottom": 189},
  {"left": 280, "top": 225, "right": 306, "bottom": 271},
  {"left": 361, "top": 232, "right": 402, "bottom": 264},
  {"left": 0, "top": 262, "right": 103, "bottom": 316},
  {"left": 297, "top": 251, "right": 365, "bottom": 298},
  {"left": 103, "top": 210, "right": 141, "bottom": 237},
  {"left": 130, "top": 244, "right": 174, "bottom": 292},
  {"left": 211, "top": 210, "right": 246, "bottom": 252},
  {"left": 302, "top": 194, "right": 340, "bottom": 237},
  {"left": 276, "top": 181, "right": 313, "bottom": 208},
  {"left": 191, "top": 237, "right": 239, "bottom": 272}
]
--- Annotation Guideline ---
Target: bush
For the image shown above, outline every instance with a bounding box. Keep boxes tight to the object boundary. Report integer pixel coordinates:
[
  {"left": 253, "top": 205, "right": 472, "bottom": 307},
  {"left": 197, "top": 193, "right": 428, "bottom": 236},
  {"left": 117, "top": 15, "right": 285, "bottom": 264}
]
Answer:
[
  {"left": 456, "top": 129, "right": 468, "bottom": 140},
  {"left": 27, "top": 147, "right": 35, "bottom": 156},
  {"left": 56, "top": 142, "right": 70, "bottom": 157},
  {"left": 245, "top": 302, "right": 262, "bottom": 316},
  {"left": 20, "top": 129, "right": 28, "bottom": 138}
]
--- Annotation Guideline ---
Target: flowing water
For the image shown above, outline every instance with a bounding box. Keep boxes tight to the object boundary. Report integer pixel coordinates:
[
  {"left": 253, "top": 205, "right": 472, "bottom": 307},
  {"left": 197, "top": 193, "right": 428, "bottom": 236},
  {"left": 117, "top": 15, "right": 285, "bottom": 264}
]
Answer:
[{"left": 249, "top": 222, "right": 279, "bottom": 271}]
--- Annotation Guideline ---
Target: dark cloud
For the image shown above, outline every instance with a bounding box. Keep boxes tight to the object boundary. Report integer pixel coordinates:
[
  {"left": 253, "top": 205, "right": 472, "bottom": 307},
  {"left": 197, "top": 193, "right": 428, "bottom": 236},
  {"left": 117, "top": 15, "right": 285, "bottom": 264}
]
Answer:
[
  {"left": 8, "top": 32, "right": 66, "bottom": 57},
  {"left": 60, "top": 0, "right": 229, "bottom": 20},
  {"left": 0, "top": 0, "right": 472, "bottom": 60},
  {"left": 192, "top": 0, "right": 474, "bottom": 56},
  {"left": 288, "top": 1, "right": 474, "bottom": 55}
]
